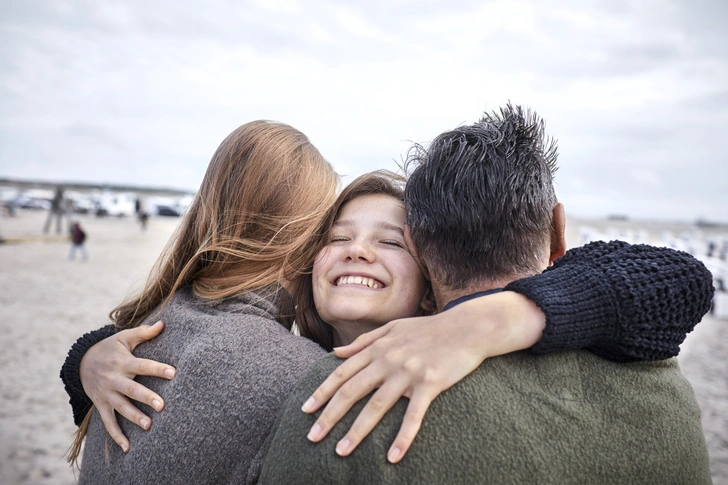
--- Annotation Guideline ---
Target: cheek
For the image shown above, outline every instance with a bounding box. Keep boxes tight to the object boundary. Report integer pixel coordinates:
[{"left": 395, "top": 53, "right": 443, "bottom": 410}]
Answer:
[
  {"left": 312, "top": 248, "right": 333, "bottom": 313},
  {"left": 312, "top": 248, "right": 332, "bottom": 282},
  {"left": 393, "top": 259, "right": 429, "bottom": 308}
]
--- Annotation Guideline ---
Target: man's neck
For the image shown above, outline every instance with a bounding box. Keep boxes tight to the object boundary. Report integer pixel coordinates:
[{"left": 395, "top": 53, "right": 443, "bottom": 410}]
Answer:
[{"left": 433, "top": 277, "right": 518, "bottom": 312}]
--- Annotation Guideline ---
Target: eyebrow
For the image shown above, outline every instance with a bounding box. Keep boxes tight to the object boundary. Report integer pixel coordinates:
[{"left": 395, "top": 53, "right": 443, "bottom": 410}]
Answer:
[{"left": 333, "top": 219, "right": 404, "bottom": 236}]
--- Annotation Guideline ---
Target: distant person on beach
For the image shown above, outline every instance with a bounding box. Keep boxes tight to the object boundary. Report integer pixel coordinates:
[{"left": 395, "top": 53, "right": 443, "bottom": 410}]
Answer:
[
  {"left": 3, "top": 199, "right": 16, "bottom": 217},
  {"left": 259, "top": 105, "right": 711, "bottom": 484},
  {"left": 44, "top": 186, "right": 66, "bottom": 234},
  {"left": 59, "top": 121, "right": 714, "bottom": 484},
  {"left": 68, "top": 222, "right": 88, "bottom": 262},
  {"left": 138, "top": 211, "right": 149, "bottom": 231}
]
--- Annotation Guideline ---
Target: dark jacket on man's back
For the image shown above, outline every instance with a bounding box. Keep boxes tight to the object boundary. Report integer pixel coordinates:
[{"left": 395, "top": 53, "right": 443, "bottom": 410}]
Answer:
[{"left": 259, "top": 350, "right": 711, "bottom": 485}]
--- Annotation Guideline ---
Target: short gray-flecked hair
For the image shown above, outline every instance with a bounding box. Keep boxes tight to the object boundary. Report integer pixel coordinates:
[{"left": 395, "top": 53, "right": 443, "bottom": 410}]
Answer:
[{"left": 404, "top": 103, "right": 559, "bottom": 290}]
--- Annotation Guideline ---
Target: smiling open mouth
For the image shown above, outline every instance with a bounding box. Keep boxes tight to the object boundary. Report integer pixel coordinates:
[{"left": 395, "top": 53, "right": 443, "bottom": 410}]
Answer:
[{"left": 334, "top": 275, "right": 384, "bottom": 289}]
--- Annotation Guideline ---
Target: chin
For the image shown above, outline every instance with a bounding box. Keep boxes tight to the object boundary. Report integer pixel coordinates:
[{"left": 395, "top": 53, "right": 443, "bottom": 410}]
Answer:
[{"left": 328, "top": 313, "right": 384, "bottom": 330}]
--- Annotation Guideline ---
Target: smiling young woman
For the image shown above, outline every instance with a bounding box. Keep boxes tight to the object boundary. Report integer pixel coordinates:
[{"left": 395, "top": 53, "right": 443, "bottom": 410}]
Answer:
[
  {"left": 312, "top": 192, "right": 433, "bottom": 346},
  {"left": 291, "top": 170, "right": 434, "bottom": 350}
]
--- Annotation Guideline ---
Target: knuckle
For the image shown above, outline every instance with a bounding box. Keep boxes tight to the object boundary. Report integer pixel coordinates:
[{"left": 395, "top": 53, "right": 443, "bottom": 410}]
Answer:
[
  {"left": 384, "top": 348, "right": 405, "bottom": 365},
  {"left": 406, "top": 410, "right": 425, "bottom": 426},
  {"left": 338, "top": 383, "right": 356, "bottom": 401},
  {"left": 355, "top": 331, "right": 371, "bottom": 343},
  {"left": 315, "top": 414, "right": 332, "bottom": 429},
  {"left": 126, "top": 382, "right": 137, "bottom": 398},
  {"left": 366, "top": 397, "right": 385, "bottom": 413},
  {"left": 421, "top": 367, "right": 440, "bottom": 386},
  {"left": 108, "top": 354, "right": 122, "bottom": 368},
  {"left": 346, "top": 426, "right": 363, "bottom": 442},
  {"left": 401, "top": 356, "right": 423, "bottom": 374},
  {"left": 333, "top": 366, "right": 347, "bottom": 381}
]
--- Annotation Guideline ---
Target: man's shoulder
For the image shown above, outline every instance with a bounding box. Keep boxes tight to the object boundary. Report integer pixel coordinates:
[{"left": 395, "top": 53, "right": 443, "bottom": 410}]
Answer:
[
  {"left": 295, "top": 353, "right": 344, "bottom": 385},
  {"left": 462, "top": 350, "right": 689, "bottom": 404},
  {"left": 261, "top": 349, "right": 710, "bottom": 485}
]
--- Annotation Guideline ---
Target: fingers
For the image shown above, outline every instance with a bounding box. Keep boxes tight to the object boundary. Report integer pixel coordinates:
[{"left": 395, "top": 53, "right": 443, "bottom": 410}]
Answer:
[
  {"left": 122, "top": 320, "right": 166, "bottom": 352},
  {"left": 306, "top": 365, "right": 383, "bottom": 443},
  {"left": 132, "top": 357, "right": 176, "bottom": 380},
  {"left": 116, "top": 374, "right": 166, "bottom": 412},
  {"left": 95, "top": 397, "right": 152, "bottom": 454},
  {"left": 98, "top": 405, "right": 129, "bottom": 453},
  {"left": 332, "top": 378, "right": 409, "bottom": 457},
  {"left": 386, "top": 389, "right": 435, "bottom": 463},
  {"left": 302, "top": 350, "right": 372, "bottom": 414},
  {"left": 333, "top": 323, "right": 392, "bottom": 359}
]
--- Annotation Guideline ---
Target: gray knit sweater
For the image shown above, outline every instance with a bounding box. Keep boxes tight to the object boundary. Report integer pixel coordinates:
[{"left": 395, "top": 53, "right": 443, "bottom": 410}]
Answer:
[
  {"left": 78, "top": 286, "right": 326, "bottom": 485},
  {"left": 259, "top": 351, "right": 711, "bottom": 485}
]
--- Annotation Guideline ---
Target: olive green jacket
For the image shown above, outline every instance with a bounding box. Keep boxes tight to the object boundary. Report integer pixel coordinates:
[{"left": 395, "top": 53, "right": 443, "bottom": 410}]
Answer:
[{"left": 259, "top": 351, "right": 711, "bottom": 485}]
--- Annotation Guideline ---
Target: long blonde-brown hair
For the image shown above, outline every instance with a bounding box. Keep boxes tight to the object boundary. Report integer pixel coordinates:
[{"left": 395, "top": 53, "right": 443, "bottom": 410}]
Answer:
[
  {"left": 114, "top": 120, "right": 339, "bottom": 329},
  {"left": 68, "top": 120, "right": 339, "bottom": 466}
]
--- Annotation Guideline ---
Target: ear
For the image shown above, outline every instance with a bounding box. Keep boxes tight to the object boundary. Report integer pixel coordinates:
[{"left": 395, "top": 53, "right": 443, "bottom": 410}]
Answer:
[
  {"left": 418, "top": 283, "right": 436, "bottom": 314},
  {"left": 550, "top": 203, "right": 567, "bottom": 264},
  {"left": 404, "top": 225, "right": 431, "bottom": 281}
]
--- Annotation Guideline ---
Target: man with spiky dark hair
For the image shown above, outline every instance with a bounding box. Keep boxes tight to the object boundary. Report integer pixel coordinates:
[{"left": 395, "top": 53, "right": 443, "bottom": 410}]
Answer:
[
  {"left": 404, "top": 104, "right": 561, "bottom": 299},
  {"left": 259, "top": 105, "right": 711, "bottom": 484}
]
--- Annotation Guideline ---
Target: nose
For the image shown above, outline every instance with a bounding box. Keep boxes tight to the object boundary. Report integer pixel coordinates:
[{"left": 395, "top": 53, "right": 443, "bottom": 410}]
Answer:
[{"left": 344, "top": 238, "right": 375, "bottom": 263}]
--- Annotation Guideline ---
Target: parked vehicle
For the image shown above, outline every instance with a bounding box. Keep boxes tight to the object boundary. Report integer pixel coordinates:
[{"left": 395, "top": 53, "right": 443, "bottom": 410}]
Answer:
[{"left": 95, "top": 192, "right": 137, "bottom": 217}]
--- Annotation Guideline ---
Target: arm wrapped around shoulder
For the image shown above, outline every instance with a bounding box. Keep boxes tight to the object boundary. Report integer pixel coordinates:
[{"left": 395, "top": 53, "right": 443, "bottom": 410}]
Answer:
[
  {"left": 505, "top": 240, "right": 714, "bottom": 362},
  {"left": 59, "top": 324, "right": 117, "bottom": 426}
]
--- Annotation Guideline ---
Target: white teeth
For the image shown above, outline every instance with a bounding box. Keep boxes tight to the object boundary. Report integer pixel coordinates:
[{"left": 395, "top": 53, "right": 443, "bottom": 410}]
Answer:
[{"left": 335, "top": 276, "right": 381, "bottom": 289}]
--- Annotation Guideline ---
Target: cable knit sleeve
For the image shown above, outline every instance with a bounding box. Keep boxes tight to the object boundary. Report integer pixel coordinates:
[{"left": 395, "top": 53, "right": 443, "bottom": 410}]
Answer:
[
  {"left": 504, "top": 240, "right": 714, "bottom": 362},
  {"left": 59, "top": 324, "right": 117, "bottom": 426}
]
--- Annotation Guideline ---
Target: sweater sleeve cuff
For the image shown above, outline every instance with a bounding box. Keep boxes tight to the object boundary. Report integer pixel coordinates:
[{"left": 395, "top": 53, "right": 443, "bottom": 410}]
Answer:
[
  {"left": 505, "top": 263, "right": 618, "bottom": 355},
  {"left": 59, "top": 324, "right": 117, "bottom": 426}
]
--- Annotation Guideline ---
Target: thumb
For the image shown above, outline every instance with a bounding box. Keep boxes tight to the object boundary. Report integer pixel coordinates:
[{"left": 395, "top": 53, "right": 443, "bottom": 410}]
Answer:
[
  {"left": 126, "top": 320, "right": 165, "bottom": 351},
  {"left": 333, "top": 321, "right": 393, "bottom": 358}
]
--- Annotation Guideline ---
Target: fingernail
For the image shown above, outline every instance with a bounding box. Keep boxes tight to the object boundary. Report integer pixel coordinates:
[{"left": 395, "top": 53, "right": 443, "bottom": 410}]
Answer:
[
  {"left": 388, "top": 447, "right": 401, "bottom": 463},
  {"left": 152, "top": 399, "right": 162, "bottom": 411},
  {"left": 121, "top": 443, "right": 129, "bottom": 453},
  {"left": 301, "top": 397, "right": 315, "bottom": 413},
  {"left": 165, "top": 368, "right": 176, "bottom": 379},
  {"left": 336, "top": 438, "right": 351, "bottom": 456},
  {"left": 140, "top": 418, "right": 150, "bottom": 429},
  {"left": 307, "top": 424, "right": 322, "bottom": 442}
]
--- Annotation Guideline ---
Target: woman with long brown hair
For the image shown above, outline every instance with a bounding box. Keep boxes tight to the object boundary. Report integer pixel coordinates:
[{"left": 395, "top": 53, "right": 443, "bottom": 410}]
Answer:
[{"left": 68, "top": 120, "right": 339, "bottom": 484}]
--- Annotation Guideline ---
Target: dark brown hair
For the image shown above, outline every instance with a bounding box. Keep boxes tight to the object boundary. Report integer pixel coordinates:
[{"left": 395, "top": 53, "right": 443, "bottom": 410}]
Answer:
[{"left": 404, "top": 104, "right": 558, "bottom": 290}]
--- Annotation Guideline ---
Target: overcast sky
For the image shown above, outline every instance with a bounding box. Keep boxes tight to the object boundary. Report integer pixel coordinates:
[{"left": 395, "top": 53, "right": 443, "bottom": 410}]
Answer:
[{"left": 1, "top": 0, "right": 726, "bottom": 222}]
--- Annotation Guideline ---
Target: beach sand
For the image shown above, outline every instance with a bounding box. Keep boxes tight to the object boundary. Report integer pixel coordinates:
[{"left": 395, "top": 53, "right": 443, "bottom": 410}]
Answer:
[{"left": 0, "top": 210, "right": 725, "bottom": 484}]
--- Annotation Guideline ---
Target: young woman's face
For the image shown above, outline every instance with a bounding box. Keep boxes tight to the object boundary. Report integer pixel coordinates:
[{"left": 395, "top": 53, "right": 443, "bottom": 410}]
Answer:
[{"left": 312, "top": 194, "right": 430, "bottom": 344}]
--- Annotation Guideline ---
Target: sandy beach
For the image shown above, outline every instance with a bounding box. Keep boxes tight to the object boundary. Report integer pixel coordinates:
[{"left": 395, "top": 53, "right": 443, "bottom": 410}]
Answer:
[{"left": 0, "top": 209, "right": 726, "bottom": 484}]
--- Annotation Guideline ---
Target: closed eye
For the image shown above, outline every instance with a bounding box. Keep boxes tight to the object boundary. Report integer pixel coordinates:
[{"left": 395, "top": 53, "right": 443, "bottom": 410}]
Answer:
[
  {"left": 381, "top": 239, "right": 405, "bottom": 248},
  {"left": 329, "top": 236, "right": 349, "bottom": 243}
]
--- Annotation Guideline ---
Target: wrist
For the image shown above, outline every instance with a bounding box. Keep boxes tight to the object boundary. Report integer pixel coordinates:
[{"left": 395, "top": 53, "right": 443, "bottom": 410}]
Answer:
[
  {"left": 504, "top": 291, "right": 546, "bottom": 349},
  {"left": 458, "top": 291, "right": 545, "bottom": 359}
]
